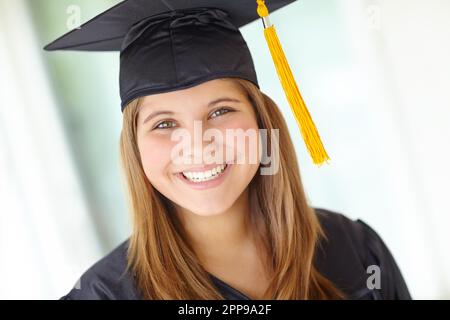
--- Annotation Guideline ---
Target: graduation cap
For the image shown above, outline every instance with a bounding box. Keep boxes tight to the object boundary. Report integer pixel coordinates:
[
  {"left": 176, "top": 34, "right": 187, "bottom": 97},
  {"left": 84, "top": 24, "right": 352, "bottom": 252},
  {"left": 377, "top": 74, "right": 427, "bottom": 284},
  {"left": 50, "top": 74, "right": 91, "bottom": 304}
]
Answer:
[{"left": 44, "top": 0, "right": 330, "bottom": 166}]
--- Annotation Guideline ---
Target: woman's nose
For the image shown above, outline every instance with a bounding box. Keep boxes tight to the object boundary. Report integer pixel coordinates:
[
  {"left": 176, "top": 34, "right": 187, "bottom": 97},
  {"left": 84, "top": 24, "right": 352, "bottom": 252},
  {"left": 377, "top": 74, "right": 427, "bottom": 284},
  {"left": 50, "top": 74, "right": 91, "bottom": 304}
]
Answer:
[{"left": 176, "top": 120, "right": 223, "bottom": 164}]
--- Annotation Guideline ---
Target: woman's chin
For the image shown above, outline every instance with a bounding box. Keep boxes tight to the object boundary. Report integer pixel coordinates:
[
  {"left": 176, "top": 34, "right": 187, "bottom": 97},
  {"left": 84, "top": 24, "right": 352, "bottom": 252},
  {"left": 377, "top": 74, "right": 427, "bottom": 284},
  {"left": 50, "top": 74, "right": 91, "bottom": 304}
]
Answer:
[
  {"left": 182, "top": 201, "right": 234, "bottom": 217},
  {"left": 183, "top": 186, "right": 249, "bottom": 216}
]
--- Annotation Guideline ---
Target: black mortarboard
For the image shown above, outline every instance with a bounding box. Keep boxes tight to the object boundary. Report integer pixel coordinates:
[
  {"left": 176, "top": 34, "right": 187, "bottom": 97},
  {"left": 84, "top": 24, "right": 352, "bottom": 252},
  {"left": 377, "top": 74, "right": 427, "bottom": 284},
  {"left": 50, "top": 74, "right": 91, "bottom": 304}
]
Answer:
[{"left": 44, "top": 0, "right": 330, "bottom": 166}]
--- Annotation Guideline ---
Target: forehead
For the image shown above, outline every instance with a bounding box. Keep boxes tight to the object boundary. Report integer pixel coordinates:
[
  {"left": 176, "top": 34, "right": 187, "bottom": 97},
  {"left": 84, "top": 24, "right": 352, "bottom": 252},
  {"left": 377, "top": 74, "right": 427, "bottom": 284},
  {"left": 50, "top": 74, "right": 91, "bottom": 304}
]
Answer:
[{"left": 138, "top": 78, "right": 246, "bottom": 112}]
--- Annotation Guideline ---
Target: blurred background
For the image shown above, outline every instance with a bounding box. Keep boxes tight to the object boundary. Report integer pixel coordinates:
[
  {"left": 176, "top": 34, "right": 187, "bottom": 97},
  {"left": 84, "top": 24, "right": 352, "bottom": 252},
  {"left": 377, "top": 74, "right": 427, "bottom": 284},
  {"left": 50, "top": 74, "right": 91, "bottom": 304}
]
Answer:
[{"left": 0, "top": 0, "right": 449, "bottom": 299}]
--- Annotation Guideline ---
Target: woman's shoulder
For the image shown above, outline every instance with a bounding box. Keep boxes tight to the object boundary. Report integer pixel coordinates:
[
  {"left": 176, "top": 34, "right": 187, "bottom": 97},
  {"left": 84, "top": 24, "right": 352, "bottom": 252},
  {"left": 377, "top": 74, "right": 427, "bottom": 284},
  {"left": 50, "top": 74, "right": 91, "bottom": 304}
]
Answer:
[
  {"left": 60, "top": 239, "right": 140, "bottom": 300},
  {"left": 313, "top": 207, "right": 412, "bottom": 299}
]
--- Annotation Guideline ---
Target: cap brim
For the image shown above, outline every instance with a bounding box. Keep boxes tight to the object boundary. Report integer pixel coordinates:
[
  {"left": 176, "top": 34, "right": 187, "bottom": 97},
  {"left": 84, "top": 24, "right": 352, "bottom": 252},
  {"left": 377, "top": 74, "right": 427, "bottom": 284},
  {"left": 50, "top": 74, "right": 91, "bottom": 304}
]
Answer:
[{"left": 44, "top": 0, "right": 297, "bottom": 51}]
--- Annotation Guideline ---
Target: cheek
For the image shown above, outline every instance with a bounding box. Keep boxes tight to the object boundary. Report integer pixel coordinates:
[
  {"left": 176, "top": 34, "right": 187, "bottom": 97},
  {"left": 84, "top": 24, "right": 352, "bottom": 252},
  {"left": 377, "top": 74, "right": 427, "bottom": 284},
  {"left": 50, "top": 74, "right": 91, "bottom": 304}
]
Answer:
[
  {"left": 138, "top": 136, "right": 175, "bottom": 177},
  {"left": 218, "top": 115, "right": 260, "bottom": 164},
  {"left": 223, "top": 113, "right": 258, "bottom": 131}
]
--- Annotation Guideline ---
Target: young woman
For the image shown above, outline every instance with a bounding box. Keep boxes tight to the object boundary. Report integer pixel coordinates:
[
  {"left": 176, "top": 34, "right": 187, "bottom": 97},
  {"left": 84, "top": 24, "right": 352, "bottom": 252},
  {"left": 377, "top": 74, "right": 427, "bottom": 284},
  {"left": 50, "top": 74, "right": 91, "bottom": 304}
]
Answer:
[{"left": 45, "top": 0, "right": 412, "bottom": 300}]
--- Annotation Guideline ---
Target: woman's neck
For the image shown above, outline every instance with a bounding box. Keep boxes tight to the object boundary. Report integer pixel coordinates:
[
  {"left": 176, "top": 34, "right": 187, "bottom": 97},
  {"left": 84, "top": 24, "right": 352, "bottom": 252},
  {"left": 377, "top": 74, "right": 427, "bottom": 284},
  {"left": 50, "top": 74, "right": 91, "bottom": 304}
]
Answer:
[{"left": 175, "top": 189, "right": 272, "bottom": 299}]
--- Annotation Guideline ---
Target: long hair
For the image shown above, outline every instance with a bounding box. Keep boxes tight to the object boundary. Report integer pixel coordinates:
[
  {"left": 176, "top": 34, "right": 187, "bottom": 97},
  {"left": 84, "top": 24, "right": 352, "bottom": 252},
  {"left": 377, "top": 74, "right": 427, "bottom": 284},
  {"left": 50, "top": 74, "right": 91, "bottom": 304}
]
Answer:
[{"left": 119, "top": 78, "right": 345, "bottom": 299}]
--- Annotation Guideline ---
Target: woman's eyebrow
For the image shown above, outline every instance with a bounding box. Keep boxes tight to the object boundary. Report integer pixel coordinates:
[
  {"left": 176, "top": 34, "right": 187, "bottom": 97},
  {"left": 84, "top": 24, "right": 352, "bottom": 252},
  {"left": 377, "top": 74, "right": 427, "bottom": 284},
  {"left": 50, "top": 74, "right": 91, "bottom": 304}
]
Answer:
[
  {"left": 207, "top": 97, "right": 241, "bottom": 108},
  {"left": 142, "top": 110, "right": 175, "bottom": 124},
  {"left": 142, "top": 97, "right": 240, "bottom": 124}
]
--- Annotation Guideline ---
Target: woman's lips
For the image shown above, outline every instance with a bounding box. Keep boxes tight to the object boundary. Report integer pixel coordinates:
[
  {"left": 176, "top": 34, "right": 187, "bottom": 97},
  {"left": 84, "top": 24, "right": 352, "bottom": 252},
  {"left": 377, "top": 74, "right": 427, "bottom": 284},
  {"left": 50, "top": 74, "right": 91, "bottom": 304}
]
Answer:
[{"left": 175, "top": 163, "right": 232, "bottom": 190}]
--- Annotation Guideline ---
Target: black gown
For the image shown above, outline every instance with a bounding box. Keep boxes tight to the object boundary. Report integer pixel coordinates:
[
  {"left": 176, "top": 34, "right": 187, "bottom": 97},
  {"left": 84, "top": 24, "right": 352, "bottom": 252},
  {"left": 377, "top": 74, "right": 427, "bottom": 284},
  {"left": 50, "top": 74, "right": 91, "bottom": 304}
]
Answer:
[{"left": 60, "top": 208, "right": 412, "bottom": 300}]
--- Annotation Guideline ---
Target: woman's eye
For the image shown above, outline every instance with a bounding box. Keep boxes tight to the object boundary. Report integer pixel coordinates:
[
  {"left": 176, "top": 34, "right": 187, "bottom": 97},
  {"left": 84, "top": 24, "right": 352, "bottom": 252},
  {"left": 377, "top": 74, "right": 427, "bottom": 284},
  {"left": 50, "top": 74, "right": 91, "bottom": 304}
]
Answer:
[
  {"left": 210, "top": 107, "right": 232, "bottom": 119},
  {"left": 153, "top": 120, "right": 176, "bottom": 130}
]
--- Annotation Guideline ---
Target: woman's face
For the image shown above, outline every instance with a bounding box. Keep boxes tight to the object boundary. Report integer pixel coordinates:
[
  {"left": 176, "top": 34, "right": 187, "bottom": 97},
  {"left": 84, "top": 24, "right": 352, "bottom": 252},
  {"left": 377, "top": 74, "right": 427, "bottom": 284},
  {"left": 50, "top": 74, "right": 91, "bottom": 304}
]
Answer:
[{"left": 136, "top": 79, "right": 261, "bottom": 216}]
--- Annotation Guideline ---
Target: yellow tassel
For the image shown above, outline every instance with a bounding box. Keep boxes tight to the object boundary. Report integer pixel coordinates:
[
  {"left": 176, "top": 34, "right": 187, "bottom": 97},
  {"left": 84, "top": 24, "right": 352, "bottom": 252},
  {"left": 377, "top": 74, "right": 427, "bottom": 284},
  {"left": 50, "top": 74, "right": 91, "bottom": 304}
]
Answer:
[{"left": 256, "top": 0, "right": 330, "bottom": 166}]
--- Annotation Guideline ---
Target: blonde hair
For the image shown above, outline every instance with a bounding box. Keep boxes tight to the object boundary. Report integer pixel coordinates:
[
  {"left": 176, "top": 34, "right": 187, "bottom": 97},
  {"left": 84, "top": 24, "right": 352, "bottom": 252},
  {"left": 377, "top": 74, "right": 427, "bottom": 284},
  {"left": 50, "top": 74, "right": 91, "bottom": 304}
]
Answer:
[{"left": 119, "top": 78, "right": 345, "bottom": 299}]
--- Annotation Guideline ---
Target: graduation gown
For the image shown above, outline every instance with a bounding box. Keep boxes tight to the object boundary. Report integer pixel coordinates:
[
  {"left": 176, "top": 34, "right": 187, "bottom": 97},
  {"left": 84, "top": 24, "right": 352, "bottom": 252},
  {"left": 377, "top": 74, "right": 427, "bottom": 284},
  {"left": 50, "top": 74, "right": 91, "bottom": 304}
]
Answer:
[{"left": 60, "top": 208, "right": 412, "bottom": 300}]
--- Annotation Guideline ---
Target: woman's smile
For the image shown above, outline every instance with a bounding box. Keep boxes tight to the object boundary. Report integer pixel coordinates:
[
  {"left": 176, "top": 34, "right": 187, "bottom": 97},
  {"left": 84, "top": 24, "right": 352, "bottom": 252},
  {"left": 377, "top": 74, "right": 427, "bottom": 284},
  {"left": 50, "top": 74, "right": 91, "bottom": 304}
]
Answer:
[{"left": 175, "top": 163, "right": 233, "bottom": 190}]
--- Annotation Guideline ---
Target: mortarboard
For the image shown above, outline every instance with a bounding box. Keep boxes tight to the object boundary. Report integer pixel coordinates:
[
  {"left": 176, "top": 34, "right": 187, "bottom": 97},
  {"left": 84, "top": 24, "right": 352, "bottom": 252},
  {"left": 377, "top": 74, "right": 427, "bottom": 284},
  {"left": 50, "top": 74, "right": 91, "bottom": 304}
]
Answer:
[{"left": 44, "top": 0, "right": 330, "bottom": 166}]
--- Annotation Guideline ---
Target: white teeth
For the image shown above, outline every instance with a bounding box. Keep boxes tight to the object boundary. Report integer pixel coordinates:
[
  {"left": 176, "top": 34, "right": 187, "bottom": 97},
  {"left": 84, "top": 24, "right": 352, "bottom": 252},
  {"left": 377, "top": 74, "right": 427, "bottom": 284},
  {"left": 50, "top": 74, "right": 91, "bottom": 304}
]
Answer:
[{"left": 182, "top": 164, "right": 227, "bottom": 182}]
